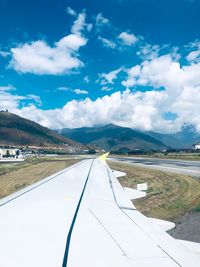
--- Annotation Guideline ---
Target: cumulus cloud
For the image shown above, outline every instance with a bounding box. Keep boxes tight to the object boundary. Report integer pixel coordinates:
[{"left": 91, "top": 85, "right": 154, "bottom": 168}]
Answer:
[
  {"left": 4, "top": 34, "right": 200, "bottom": 134},
  {"left": 121, "top": 53, "right": 200, "bottom": 132},
  {"left": 99, "top": 67, "right": 123, "bottom": 84},
  {"left": 9, "top": 11, "right": 88, "bottom": 75},
  {"left": 0, "top": 92, "right": 24, "bottom": 111},
  {"left": 0, "top": 91, "right": 41, "bottom": 112},
  {"left": 118, "top": 32, "right": 138, "bottom": 46},
  {"left": 2, "top": 72, "right": 200, "bottom": 133},
  {"left": 6, "top": 89, "right": 166, "bottom": 130},
  {"left": 123, "top": 54, "right": 200, "bottom": 94}
]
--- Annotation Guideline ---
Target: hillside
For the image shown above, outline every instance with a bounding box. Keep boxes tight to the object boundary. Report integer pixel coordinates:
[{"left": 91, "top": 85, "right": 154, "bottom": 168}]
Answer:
[
  {"left": 0, "top": 111, "right": 84, "bottom": 151},
  {"left": 60, "top": 124, "right": 167, "bottom": 152}
]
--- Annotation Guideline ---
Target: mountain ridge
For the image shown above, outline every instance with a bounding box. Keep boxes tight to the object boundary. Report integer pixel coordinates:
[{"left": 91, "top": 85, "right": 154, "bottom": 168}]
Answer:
[
  {"left": 0, "top": 111, "right": 84, "bottom": 152},
  {"left": 60, "top": 124, "right": 167, "bottom": 152}
]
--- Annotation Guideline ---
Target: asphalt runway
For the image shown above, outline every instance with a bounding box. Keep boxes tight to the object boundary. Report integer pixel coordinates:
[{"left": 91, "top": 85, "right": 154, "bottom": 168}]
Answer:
[{"left": 109, "top": 156, "right": 200, "bottom": 178}]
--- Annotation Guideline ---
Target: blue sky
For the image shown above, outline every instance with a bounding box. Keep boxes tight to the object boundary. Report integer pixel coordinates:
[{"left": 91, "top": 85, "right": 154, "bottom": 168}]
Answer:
[{"left": 0, "top": 0, "right": 200, "bottom": 132}]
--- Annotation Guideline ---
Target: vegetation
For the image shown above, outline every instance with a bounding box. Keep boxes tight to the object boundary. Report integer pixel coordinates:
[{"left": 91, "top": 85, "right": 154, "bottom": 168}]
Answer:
[
  {"left": 0, "top": 157, "right": 79, "bottom": 198},
  {"left": 109, "top": 161, "right": 200, "bottom": 220}
]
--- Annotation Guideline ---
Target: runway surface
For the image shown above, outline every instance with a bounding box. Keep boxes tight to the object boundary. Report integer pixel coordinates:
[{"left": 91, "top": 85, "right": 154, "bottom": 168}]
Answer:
[{"left": 109, "top": 156, "right": 200, "bottom": 178}]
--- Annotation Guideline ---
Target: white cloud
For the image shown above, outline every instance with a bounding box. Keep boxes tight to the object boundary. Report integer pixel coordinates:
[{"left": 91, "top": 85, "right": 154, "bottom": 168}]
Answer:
[
  {"left": 57, "top": 87, "right": 88, "bottom": 94},
  {"left": 5, "top": 89, "right": 164, "bottom": 130},
  {"left": 185, "top": 40, "right": 200, "bottom": 62},
  {"left": 9, "top": 35, "right": 86, "bottom": 75},
  {"left": 0, "top": 85, "right": 16, "bottom": 91},
  {"left": 95, "top": 13, "right": 110, "bottom": 30},
  {"left": 4, "top": 39, "right": 200, "bottom": 134},
  {"left": 101, "top": 86, "right": 112, "bottom": 91},
  {"left": 0, "top": 92, "right": 25, "bottom": 111},
  {"left": 0, "top": 91, "right": 41, "bottom": 112},
  {"left": 66, "top": 6, "right": 77, "bottom": 17},
  {"left": 186, "top": 50, "right": 200, "bottom": 62},
  {"left": 98, "top": 36, "right": 117, "bottom": 49},
  {"left": 83, "top": 75, "right": 90, "bottom": 83},
  {"left": 27, "top": 94, "right": 42, "bottom": 106},
  {"left": 99, "top": 67, "right": 123, "bottom": 84},
  {"left": 57, "top": 86, "right": 70, "bottom": 91},
  {"left": 122, "top": 65, "right": 140, "bottom": 88},
  {"left": 71, "top": 10, "right": 92, "bottom": 35},
  {"left": 118, "top": 32, "right": 138, "bottom": 46},
  {"left": 73, "top": 89, "right": 88, "bottom": 95},
  {"left": 2, "top": 72, "right": 200, "bottom": 133},
  {"left": 121, "top": 53, "right": 200, "bottom": 132},
  {"left": 137, "top": 43, "right": 160, "bottom": 60},
  {"left": 122, "top": 55, "right": 184, "bottom": 91},
  {"left": 9, "top": 11, "right": 88, "bottom": 75},
  {"left": 0, "top": 51, "right": 10, "bottom": 57}
]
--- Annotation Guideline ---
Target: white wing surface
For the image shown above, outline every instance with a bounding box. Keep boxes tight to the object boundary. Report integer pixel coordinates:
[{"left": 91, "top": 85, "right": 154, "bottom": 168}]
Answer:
[{"left": 0, "top": 156, "right": 199, "bottom": 267}]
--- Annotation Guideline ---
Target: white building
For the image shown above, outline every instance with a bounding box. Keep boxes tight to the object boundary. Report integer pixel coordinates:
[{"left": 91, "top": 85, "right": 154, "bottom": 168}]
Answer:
[
  {"left": 0, "top": 148, "right": 21, "bottom": 158},
  {"left": 194, "top": 143, "right": 200, "bottom": 150}
]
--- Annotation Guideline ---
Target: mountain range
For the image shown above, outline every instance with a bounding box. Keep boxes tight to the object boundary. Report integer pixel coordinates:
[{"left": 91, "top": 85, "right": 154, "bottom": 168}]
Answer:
[
  {"left": 59, "top": 124, "right": 200, "bottom": 153},
  {"left": 59, "top": 124, "right": 167, "bottom": 153}
]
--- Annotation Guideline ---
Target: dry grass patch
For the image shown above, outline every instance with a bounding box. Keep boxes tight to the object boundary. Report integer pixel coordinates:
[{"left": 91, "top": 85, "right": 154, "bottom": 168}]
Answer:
[
  {"left": 0, "top": 159, "right": 79, "bottom": 199},
  {"left": 109, "top": 161, "right": 200, "bottom": 220}
]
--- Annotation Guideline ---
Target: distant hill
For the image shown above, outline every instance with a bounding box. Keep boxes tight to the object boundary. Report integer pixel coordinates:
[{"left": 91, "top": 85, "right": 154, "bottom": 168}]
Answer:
[
  {"left": 0, "top": 111, "right": 84, "bottom": 151},
  {"left": 59, "top": 124, "right": 167, "bottom": 152},
  {"left": 148, "top": 125, "right": 200, "bottom": 149}
]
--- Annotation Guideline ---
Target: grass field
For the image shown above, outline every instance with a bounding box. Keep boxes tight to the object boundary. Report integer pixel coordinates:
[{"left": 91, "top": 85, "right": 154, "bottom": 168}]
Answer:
[
  {"left": 109, "top": 161, "right": 200, "bottom": 220},
  {"left": 0, "top": 157, "right": 79, "bottom": 199},
  {"left": 1, "top": 157, "right": 200, "bottom": 222}
]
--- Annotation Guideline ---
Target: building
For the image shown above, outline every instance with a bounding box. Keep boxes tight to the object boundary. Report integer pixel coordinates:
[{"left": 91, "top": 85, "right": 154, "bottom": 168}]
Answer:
[
  {"left": 0, "top": 148, "right": 21, "bottom": 158},
  {"left": 194, "top": 143, "right": 200, "bottom": 150}
]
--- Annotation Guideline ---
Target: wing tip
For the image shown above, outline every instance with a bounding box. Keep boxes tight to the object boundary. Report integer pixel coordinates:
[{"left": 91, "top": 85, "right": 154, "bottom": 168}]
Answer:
[{"left": 98, "top": 152, "right": 110, "bottom": 162}]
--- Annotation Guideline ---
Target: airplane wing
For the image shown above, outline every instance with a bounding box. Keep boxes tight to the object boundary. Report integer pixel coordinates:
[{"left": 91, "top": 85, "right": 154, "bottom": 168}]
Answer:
[{"left": 0, "top": 155, "right": 200, "bottom": 266}]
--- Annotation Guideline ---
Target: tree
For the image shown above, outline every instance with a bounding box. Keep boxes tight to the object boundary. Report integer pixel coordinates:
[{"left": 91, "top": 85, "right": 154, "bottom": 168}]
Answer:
[
  {"left": 6, "top": 150, "right": 10, "bottom": 158},
  {"left": 16, "top": 150, "right": 20, "bottom": 158}
]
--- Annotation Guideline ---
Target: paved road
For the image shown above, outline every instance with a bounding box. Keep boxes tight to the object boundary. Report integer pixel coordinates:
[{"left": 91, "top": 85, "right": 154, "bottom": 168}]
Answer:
[{"left": 109, "top": 157, "right": 200, "bottom": 178}]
